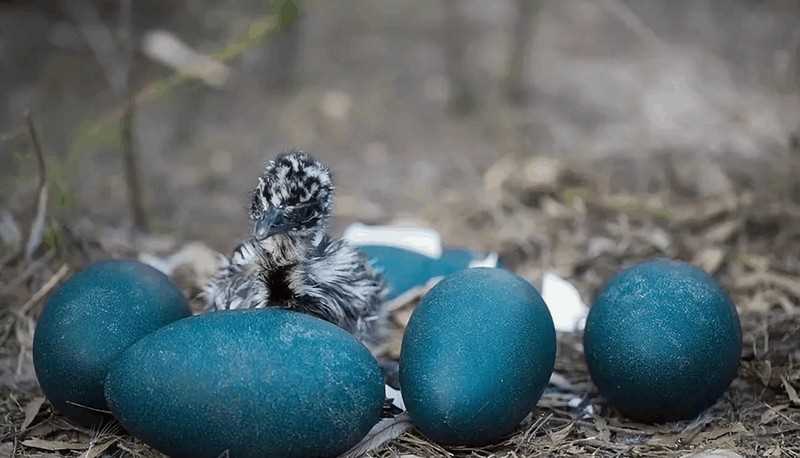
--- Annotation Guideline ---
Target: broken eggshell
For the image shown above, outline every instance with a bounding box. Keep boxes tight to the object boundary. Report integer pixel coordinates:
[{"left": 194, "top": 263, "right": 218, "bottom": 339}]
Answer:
[{"left": 358, "top": 245, "right": 499, "bottom": 300}]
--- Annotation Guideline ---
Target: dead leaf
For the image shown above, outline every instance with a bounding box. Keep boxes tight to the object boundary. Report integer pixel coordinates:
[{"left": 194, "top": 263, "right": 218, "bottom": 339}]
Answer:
[
  {"left": 27, "top": 421, "right": 59, "bottom": 438},
  {"left": 0, "top": 443, "right": 14, "bottom": 457},
  {"left": 781, "top": 376, "right": 800, "bottom": 406},
  {"left": 142, "top": 30, "right": 231, "bottom": 86},
  {"left": 759, "top": 404, "right": 788, "bottom": 425},
  {"left": 548, "top": 422, "right": 573, "bottom": 445},
  {"left": 20, "top": 397, "right": 46, "bottom": 431},
  {"left": 522, "top": 156, "right": 563, "bottom": 191},
  {"left": 22, "top": 438, "right": 90, "bottom": 451},
  {"left": 385, "top": 332, "right": 403, "bottom": 359},
  {"left": 340, "top": 413, "right": 413, "bottom": 458},
  {"left": 593, "top": 415, "right": 611, "bottom": 442},
  {"left": 693, "top": 247, "right": 725, "bottom": 274},
  {"left": 647, "top": 434, "right": 677, "bottom": 447},
  {"left": 393, "top": 308, "right": 413, "bottom": 328}
]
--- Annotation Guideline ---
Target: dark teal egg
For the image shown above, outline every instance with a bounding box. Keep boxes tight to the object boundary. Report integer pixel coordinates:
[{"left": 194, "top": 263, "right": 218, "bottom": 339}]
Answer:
[
  {"left": 359, "top": 245, "right": 498, "bottom": 300},
  {"left": 399, "top": 268, "right": 556, "bottom": 446},
  {"left": 105, "top": 309, "right": 384, "bottom": 458},
  {"left": 584, "top": 258, "right": 742, "bottom": 422},
  {"left": 33, "top": 260, "right": 190, "bottom": 426}
]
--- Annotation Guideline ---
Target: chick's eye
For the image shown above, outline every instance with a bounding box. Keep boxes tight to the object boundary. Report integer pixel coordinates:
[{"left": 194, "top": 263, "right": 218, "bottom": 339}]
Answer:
[{"left": 297, "top": 206, "right": 316, "bottom": 222}]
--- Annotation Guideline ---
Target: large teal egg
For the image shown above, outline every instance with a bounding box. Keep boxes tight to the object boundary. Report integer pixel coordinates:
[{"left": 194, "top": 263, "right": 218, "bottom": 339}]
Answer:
[
  {"left": 399, "top": 268, "right": 556, "bottom": 446},
  {"left": 33, "top": 260, "right": 191, "bottom": 425},
  {"left": 105, "top": 309, "right": 384, "bottom": 458},
  {"left": 584, "top": 258, "right": 742, "bottom": 422}
]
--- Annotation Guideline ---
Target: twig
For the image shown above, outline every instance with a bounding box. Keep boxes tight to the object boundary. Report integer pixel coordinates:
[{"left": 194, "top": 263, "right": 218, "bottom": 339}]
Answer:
[
  {"left": 64, "top": 401, "right": 112, "bottom": 415},
  {"left": 122, "top": 70, "right": 149, "bottom": 233},
  {"left": 24, "top": 112, "right": 49, "bottom": 262},
  {"left": 383, "top": 280, "right": 438, "bottom": 313},
  {"left": 119, "top": 0, "right": 148, "bottom": 233},
  {"left": 18, "top": 264, "right": 70, "bottom": 316},
  {"left": 441, "top": 0, "right": 475, "bottom": 114},
  {"left": 505, "top": 0, "right": 539, "bottom": 103}
]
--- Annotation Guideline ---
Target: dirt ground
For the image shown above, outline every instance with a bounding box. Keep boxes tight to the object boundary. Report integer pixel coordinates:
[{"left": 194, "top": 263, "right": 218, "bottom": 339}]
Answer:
[{"left": 1, "top": 1, "right": 799, "bottom": 457}]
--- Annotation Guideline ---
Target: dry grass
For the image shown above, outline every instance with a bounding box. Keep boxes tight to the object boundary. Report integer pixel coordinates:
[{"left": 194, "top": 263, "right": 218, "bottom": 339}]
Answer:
[{"left": 2, "top": 153, "right": 799, "bottom": 457}]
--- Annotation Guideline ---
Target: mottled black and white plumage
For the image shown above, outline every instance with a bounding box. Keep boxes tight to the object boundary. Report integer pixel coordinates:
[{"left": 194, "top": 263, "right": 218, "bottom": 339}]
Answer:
[{"left": 204, "top": 151, "right": 389, "bottom": 348}]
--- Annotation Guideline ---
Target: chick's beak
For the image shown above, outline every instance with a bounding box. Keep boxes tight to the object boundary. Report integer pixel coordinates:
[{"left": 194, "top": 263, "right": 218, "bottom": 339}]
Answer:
[{"left": 252, "top": 207, "right": 283, "bottom": 240}]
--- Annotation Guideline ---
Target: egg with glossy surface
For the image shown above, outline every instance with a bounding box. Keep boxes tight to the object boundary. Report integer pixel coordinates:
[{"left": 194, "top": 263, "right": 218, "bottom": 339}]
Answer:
[
  {"left": 584, "top": 258, "right": 742, "bottom": 422},
  {"left": 33, "top": 260, "right": 191, "bottom": 425},
  {"left": 105, "top": 309, "right": 384, "bottom": 458},
  {"left": 399, "top": 268, "right": 556, "bottom": 445}
]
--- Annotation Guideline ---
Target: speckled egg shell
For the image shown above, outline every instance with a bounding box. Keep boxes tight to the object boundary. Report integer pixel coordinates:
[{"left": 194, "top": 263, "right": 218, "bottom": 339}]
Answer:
[
  {"left": 104, "top": 309, "right": 384, "bottom": 458},
  {"left": 584, "top": 258, "right": 742, "bottom": 422},
  {"left": 399, "top": 268, "right": 556, "bottom": 446},
  {"left": 33, "top": 260, "right": 191, "bottom": 426}
]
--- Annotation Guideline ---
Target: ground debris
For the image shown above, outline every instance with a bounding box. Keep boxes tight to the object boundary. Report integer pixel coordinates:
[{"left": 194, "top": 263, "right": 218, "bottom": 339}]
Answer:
[{"left": 3, "top": 153, "right": 800, "bottom": 457}]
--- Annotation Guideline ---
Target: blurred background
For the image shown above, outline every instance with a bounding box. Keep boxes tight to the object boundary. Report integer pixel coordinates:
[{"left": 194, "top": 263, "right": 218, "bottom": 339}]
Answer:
[{"left": 2, "top": 0, "right": 799, "bottom": 252}]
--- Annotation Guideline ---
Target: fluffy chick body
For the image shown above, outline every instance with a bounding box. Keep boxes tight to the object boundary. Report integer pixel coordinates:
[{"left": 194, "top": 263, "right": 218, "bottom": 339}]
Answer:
[{"left": 204, "top": 151, "right": 388, "bottom": 348}]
